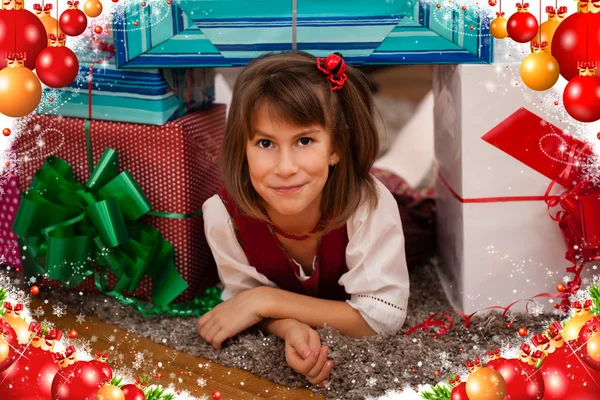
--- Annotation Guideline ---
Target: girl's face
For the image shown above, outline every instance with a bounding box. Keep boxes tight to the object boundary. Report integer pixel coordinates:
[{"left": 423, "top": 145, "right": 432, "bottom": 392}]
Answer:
[{"left": 247, "top": 103, "right": 339, "bottom": 218}]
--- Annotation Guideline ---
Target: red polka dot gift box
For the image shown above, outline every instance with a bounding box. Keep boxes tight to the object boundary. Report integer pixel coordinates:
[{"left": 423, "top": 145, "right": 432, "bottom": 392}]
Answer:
[
  {"left": 11, "top": 104, "right": 226, "bottom": 302},
  {"left": 0, "top": 176, "right": 22, "bottom": 270}
]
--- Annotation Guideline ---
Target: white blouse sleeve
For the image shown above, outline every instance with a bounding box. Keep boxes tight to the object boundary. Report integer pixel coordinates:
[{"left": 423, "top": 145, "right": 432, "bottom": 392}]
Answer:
[
  {"left": 339, "top": 178, "right": 410, "bottom": 335},
  {"left": 202, "top": 195, "right": 279, "bottom": 302}
]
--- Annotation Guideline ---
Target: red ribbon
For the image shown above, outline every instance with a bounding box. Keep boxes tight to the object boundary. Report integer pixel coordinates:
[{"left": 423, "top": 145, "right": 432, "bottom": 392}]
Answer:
[
  {"left": 67, "top": 0, "right": 79, "bottom": 7},
  {"left": 3, "top": 302, "right": 23, "bottom": 312},
  {"left": 531, "top": 333, "right": 550, "bottom": 348},
  {"left": 557, "top": 5, "right": 567, "bottom": 14},
  {"left": 45, "top": 328, "right": 62, "bottom": 341},
  {"left": 5, "top": 52, "right": 25, "bottom": 62},
  {"left": 28, "top": 321, "right": 42, "bottom": 334},
  {"left": 496, "top": 11, "right": 505, "bottom": 16},
  {"left": 545, "top": 5, "right": 556, "bottom": 15},
  {"left": 53, "top": 345, "right": 77, "bottom": 361}
]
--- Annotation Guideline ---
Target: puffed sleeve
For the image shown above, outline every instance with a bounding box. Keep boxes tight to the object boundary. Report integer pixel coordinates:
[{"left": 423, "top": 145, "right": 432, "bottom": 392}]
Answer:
[
  {"left": 202, "top": 195, "right": 279, "bottom": 301},
  {"left": 338, "top": 178, "right": 410, "bottom": 335}
]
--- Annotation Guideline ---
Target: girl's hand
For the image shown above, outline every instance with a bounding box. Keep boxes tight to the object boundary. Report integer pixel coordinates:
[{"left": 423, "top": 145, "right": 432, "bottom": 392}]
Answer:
[
  {"left": 284, "top": 322, "right": 334, "bottom": 387},
  {"left": 197, "top": 287, "right": 267, "bottom": 349}
]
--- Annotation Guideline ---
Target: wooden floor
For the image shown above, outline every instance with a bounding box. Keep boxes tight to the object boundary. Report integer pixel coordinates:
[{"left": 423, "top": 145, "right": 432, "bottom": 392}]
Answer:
[
  {"left": 27, "top": 65, "right": 433, "bottom": 400},
  {"left": 33, "top": 298, "right": 322, "bottom": 400}
]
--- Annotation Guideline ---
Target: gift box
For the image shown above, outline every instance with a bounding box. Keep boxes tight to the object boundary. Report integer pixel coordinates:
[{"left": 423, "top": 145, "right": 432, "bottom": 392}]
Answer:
[
  {"left": 0, "top": 176, "right": 22, "bottom": 269},
  {"left": 433, "top": 64, "right": 597, "bottom": 315},
  {"left": 37, "top": 34, "right": 215, "bottom": 126},
  {"left": 114, "top": 0, "right": 492, "bottom": 68},
  {"left": 12, "top": 104, "right": 226, "bottom": 303}
]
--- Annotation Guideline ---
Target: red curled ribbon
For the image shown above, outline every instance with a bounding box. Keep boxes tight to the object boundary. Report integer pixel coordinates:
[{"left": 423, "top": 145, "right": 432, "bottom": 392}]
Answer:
[{"left": 315, "top": 52, "right": 348, "bottom": 91}]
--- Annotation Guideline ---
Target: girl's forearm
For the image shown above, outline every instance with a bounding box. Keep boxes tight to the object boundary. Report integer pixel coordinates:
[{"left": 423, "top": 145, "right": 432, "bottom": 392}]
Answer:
[
  {"left": 261, "top": 287, "right": 377, "bottom": 337},
  {"left": 257, "top": 318, "right": 300, "bottom": 339}
]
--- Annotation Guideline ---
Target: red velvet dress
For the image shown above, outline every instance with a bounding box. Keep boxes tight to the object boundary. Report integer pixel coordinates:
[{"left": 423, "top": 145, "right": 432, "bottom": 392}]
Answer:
[{"left": 217, "top": 187, "right": 349, "bottom": 301}]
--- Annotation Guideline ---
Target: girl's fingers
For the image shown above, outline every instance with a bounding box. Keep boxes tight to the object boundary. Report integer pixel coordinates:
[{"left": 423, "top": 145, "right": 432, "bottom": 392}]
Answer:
[
  {"left": 311, "top": 360, "right": 334, "bottom": 386},
  {"left": 307, "top": 346, "right": 329, "bottom": 378}
]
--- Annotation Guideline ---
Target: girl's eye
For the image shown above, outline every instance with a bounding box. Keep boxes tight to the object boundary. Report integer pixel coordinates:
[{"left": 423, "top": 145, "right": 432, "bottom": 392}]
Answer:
[
  {"left": 257, "top": 139, "right": 273, "bottom": 148},
  {"left": 298, "top": 137, "right": 313, "bottom": 146}
]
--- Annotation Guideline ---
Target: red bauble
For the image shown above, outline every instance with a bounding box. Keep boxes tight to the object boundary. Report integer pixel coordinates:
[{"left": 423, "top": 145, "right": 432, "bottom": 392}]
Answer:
[
  {"left": 487, "top": 358, "right": 544, "bottom": 400},
  {"left": 35, "top": 46, "right": 79, "bottom": 88},
  {"left": 51, "top": 361, "right": 109, "bottom": 400},
  {"left": 578, "top": 317, "right": 600, "bottom": 371},
  {"left": 0, "top": 10, "right": 47, "bottom": 70},
  {"left": 121, "top": 384, "right": 145, "bottom": 400},
  {"left": 507, "top": 11, "right": 539, "bottom": 43},
  {"left": 0, "top": 321, "right": 17, "bottom": 373},
  {"left": 450, "top": 382, "right": 469, "bottom": 400},
  {"left": 89, "top": 359, "right": 113, "bottom": 381},
  {"left": 0, "top": 345, "right": 60, "bottom": 398},
  {"left": 563, "top": 75, "right": 600, "bottom": 123},
  {"left": 59, "top": 9, "right": 87, "bottom": 36},
  {"left": 540, "top": 343, "right": 600, "bottom": 400},
  {"left": 552, "top": 12, "right": 600, "bottom": 81}
]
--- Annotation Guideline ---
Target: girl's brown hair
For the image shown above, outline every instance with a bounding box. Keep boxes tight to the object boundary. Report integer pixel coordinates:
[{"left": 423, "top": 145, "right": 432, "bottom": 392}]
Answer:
[{"left": 222, "top": 50, "right": 379, "bottom": 233}]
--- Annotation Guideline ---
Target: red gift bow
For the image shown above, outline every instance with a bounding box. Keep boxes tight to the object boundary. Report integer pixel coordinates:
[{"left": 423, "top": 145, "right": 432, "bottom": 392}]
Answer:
[
  {"left": 28, "top": 321, "right": 42, "bottom": 334},
  {"left": 546, "top": 5, "right": 556, "bottom": 15},
  {"left": 531, "top": 350, "right": 544, "bottom": 362},
  {"left": 5, "top": 52, "right": 25, "bottom": 62},
  {"left": 52, "top": 345, "right": 76, "bottom": 362},
  {"left": 496, "top": 11, "right": 505, "bottom": 16},
  {"left": 516, "top": 3, "right": 530, "bottom": 11},
  {"left": 532, "top": 41, "right": 549, "bottom": 51},
  {"left": 548, "top": 321, "right": 563, "bottom": 338},
  {"left": 521, "top": 343, "right": 533, "bottom": 356},
  {"left": 531, "top": 333, "right": 550, "bottom": 349},
  {"left": 557, "top": 5, "right": 567, "bottom": 15},
  {"left": 45, "top": 328, "right": 62, "bottom": 341},
  {"left": 67, "top": 0, "right": 79, "bottom": 8},
  {"left": 3, "top": 302, "right": 23, "bottom": 312}
]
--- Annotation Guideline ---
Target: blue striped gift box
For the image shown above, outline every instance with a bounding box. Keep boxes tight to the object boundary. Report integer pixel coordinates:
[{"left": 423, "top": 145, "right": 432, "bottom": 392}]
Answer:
[
  {"left": 115, "top": 0, "right": 492, "bottom": 68},
  {"left": 37, "top": 38, "right": 215, "bottom": 126}
]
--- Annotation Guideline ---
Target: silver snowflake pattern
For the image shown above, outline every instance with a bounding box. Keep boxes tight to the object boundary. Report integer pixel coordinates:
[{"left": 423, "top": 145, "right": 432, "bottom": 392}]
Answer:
[
  {"left": 75, "top": 313, "right": 86, "bottom": 324},
  {"left": 52, "top": 302, "right": 67, "bottom": 317},
  {"left": 32, "top": 307, "right": 45, "bottom": 318},
  {"left": 90, "top": 335, "right": 98, "bottom": 343},
  {"left": 366, "top": 377, "right": 377, "bottom": 388},
  {"left": 197, "top": 377, "right": 207, "bottom": 387},
  {"left": 528, "top": 302, "right": 545, "bottom": 317}
]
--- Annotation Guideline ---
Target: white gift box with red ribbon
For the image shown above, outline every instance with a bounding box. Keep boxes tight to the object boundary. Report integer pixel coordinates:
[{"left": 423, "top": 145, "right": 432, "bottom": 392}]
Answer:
[{"left": 433, "top": 64, "right": 597, "bottom": 315}]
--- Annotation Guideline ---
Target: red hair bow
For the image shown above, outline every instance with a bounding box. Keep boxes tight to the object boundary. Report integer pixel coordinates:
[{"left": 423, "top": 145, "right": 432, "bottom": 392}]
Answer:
[{"left": 316, "top": 52, "right": 348, "bottom": 91}]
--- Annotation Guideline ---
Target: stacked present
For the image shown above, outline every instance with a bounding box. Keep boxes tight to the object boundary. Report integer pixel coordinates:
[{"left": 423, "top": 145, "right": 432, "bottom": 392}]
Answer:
[
  {"left": 433, "top": 63, "right": 597, "bottom": 315},
  {"left": 0, "top": 16, "right": 225, "bottom": 316}
]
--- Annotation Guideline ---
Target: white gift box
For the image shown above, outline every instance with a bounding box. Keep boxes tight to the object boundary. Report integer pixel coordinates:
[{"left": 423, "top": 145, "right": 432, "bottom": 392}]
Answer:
[{"left": 433, "top": 63, "right": 596, "bottom": 315}]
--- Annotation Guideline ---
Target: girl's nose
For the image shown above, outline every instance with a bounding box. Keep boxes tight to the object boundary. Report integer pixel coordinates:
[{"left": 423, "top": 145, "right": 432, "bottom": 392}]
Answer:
[{"left": 276, "top": 150, "right": 299, "bottom": 176}]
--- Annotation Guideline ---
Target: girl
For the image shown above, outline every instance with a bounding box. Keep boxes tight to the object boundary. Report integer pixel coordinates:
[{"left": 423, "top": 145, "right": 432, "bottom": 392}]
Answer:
[{"left": 198, "top": 51, "right": 435, "bottom": 387}]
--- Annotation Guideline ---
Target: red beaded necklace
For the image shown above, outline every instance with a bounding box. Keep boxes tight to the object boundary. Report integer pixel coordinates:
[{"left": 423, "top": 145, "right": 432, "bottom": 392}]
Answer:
[{"left": 268, "top": 219, "right": 322, "bottom": 241}]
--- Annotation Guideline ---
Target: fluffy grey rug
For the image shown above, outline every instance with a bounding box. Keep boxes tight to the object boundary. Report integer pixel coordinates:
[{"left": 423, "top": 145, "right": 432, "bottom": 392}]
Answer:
[{"left": 14, "top": 259, "right": 551, "bottom": 400}]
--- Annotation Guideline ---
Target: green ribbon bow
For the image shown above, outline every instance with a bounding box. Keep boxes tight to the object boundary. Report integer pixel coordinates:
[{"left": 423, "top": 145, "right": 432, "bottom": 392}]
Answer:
[{"left": 13, "top": 147, "right": 222, "bottom": 317}]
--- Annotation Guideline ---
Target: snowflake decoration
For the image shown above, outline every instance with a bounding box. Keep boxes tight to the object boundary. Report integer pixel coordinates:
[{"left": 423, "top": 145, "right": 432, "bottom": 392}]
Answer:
[
  {"left": 90, "top": 335, "right": 98, "bottom": 343},
  {"left": 197, "top": 377, "right": 207, "bottom": 387},
  {"left": 367, "top": 377, "right": 378, "bottom": 388},
  {"left": 76, "top": 313, "right": 86, "bottom": 324},
  {"left": 528, "top": 302, "right": 545, "bottom": 317},
  {"left": 52, "top": 302, "right": 67, "bottom": 317}
]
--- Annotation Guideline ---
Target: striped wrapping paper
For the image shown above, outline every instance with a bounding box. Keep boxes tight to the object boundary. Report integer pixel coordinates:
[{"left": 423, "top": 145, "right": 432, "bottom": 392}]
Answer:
[
  {"left": 12, "top": 105, "right": 226, "bottom": 301},
  {"left": 38, "top": 36, "right": 215, "bottom": 126},
  {"left": 114, "top": 0, "right": 492, "bottom": 68}
]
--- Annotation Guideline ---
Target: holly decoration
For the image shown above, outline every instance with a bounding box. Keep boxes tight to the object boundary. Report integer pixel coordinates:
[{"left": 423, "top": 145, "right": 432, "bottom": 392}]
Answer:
[
  {"left": 420, "top": 379, "right": 452, "bottom": 399},
  {"left": 59, "top": 0, "right": 88, "bottom": 37},
  {"left": 0, "top": 0, "right": 48, "bottom": 70},
  {"left": 507, "top": 2, "right": 539, "bottom": 43},
  {"left": 551, "top": 0, "right": 600, "bottom": 81}
]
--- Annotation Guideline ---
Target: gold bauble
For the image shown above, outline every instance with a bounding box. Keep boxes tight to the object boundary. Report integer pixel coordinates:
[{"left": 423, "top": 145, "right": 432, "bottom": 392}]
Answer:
[
  {"left": 466, "top": 367, "right": 507, "bottom": 400},
  {"left": 83, "top": 0, "right": 103, "bottom": 18},
  {"left": 563, "top": 313, "right": 595, "bottom": 341},
  {"left": 530, "top": 20, "right": 561, "bottom": 53},
  {"left": 1, "top": 315, "right": 30, "bottom": 344},
  {"left": 96, "top": 384, "right": 125, "bottom": 400},
  {"left": 587, "top": 336, "right": 600, "bottom": 362},
  {"left": 520, "top": 52, "right": 560, "bottom": 91},
  {"left": 39, "top": 16, "right": 64, "bottom": 45},
  {"left": 0, "top": 66, "right": 42, "bottom": 118},
  {"left": 0, "top": 337, "right": 10, "bottom": 363},
  {"left": 490, "top": 16, "right": 509, "bottom": 39}
]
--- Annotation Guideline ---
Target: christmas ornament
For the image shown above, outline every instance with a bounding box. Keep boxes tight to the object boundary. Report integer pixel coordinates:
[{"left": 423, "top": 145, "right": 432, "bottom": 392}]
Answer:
[
  {"left": 0, "top": 53, "right": 42, "bottom": 117},
  {"left": 578, "top": 316, "right": 600, "bottom": 370},
  {"left": 520, "top": 41, "right": 560, "bottom": 91},
  {"left": 552, "top": 0, "right": 600, "bottom": 81},
  {"left": 531, "top": 6, "right": 566, "bottom": 54},
  {"left": 465, "top": 357, "right": 506, "bottom": 400},
  {"left": 0, "top": 323, "right": 62, "bottom": 398},
  {"left": 563, "top": 62, "right": 600, "bottom": 123},
  {"left": 487, "top": 344, "right": 545, "bottom": 400},
  {"left": 449, "top": 375, "right": 469, "bottom": 400},
  {"left": 83, "top": 0, "right": 102, "bottom": 18},
  {"left": 0, "top": 324, "right": 17, "bottom": 373},
  {"left": 539, "top": 320, "right": 600, "bottom": 400},
  {"left": 2, "top": 127, "right": 9, "bottom": 136},
  {"left": 490, "top": 12, "right": 509, "bottom": 39},
  {"left": 0, "top": 0, "right": 48, "bottom": 70},
  {"left": 489, "top": 0, "right": 498, "bottom": 5},
  {"left": 519, "top": 327, "right": 529, "bottom": 336},
  {"left": 59, "top": 0, "right": 87, "bottom": 37},
  {"left": 34, "top": 3, "right": 63, "bottom": 45},
  {"left": 212, "top": 391, "right": 222, "bottom": 400},
  {"left": 68, "top": 328, "right": 78, "bottom": 338},
  {"left": 30, "top": 285, "right": 39, "bottom": 295},
  {"left": 96, "top": 383, "right": 125, "bottom": 400},
  {"left": 1, "top": 302, "right": 29, "bottom": 344},
  {"left": 121, "top": 377, "right": 147, "bottom": 400},
  {"left": 51, "top": 347, "right": 109, "bottom": 400},
  {"left": 557, "top": 283, "right": 566, "bottom": 292},
  {"left": 94, "top": 25, "right": 102, "bottom": 34},
  {"left": 89, "top": 351, "right": 113, "bottom": 381},
  {"left": 507, "top": 3, "right": 539, "bottom": 43}
]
